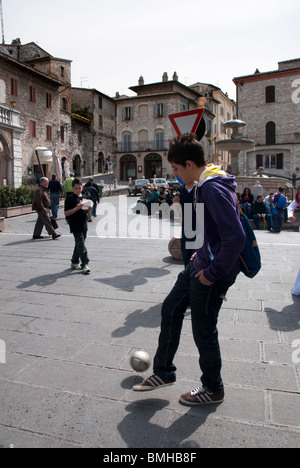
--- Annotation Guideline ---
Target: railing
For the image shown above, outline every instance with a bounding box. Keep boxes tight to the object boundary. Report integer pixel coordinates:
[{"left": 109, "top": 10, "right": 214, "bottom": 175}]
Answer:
[
  {"left": 0, "top": 106, "right": 12, "bottom": 125},
  {"left": 116, "top": 140, "right": 168, "bottom": 153}
]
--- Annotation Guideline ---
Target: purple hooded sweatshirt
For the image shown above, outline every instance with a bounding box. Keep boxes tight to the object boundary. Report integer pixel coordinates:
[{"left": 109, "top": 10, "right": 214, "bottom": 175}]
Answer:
[{"left": 194, "top": 168, "right": 246, "bottom": 283}]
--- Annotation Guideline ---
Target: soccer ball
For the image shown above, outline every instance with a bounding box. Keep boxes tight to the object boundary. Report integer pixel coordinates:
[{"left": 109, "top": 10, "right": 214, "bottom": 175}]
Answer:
[
  {"left": 168, "top": 237, "right": 183, "bottom": 261},
  {"left": 130, "top": 350, "right": 151, "bottom": 373}
]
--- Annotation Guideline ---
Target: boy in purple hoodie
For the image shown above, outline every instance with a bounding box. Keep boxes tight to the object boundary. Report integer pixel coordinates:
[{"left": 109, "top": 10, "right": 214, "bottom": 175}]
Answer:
[{"left": 133, "top": 134, "right": 245, "bottom": 405}]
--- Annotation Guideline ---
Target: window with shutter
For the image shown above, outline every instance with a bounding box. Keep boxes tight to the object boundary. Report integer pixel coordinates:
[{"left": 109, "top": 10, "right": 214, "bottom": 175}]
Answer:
[
  {"left": 276, "top": 153, "right": 284, "bottom": 169},
  {"left": 256, "top": 154, "right": 263, "bottom": 169}
]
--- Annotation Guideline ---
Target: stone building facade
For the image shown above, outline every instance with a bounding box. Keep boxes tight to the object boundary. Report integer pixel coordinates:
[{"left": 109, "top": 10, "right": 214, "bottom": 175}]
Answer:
[
  {"left": 0, "top": 39, "right": 72, "bottom": 185},
  {"left": 114, "top": 73, "right": 205, "bottom": 181},
  {"left": 233, "top": 59, "right": 300, "bottom": 180},
  {"left": 71, "top": 87, "right": 116, "bottom": 176}
]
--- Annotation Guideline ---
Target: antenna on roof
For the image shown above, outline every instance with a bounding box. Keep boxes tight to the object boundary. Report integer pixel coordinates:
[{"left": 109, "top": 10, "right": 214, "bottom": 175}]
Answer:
[{"left": 0, "top": 0, "right": 5, "bottom": 44}]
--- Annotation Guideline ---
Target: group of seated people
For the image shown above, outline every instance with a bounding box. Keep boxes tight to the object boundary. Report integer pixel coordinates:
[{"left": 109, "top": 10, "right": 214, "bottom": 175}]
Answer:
[
  {"left": 238, "top": 188, "right": 288, "bottom": 231},
  {"left": 136, "top": 185, "right": 176, "bottom": 215}
]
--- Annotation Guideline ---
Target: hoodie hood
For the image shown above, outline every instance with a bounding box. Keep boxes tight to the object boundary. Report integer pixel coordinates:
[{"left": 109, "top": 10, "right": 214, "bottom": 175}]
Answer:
[{"left": 198, "top": 164, "right": 237, "bottom": 192}]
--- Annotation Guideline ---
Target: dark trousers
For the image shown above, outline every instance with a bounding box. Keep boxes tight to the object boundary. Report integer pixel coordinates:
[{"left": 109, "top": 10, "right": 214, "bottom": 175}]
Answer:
[
  {"left": 153, "top": 262, "right": 235, "bottom": 393},
  {"left": 71, "top": 231, "right": 89, "bottom": 267},
  {"left": 33, "top": 210, "right": 56, "bottom": 237}
]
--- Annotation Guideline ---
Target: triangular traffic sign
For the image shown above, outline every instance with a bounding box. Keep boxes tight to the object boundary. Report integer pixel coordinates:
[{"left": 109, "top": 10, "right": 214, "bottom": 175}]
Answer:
[{"left": 169, "top": 109, "right": 204, "bottom": 136}]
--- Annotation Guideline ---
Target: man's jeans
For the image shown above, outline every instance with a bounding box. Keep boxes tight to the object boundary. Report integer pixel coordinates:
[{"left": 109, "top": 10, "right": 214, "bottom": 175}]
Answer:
[
  {"left": 50, "top": 193, "right": 60, "bottom": 216},
  {"left": 72, "top": 231, "right": 89, "bottom": 267},
  {"left": 153, "top": 262, "right": 235, "bottom": 393},
  {"left": 272, "top": 208, "right": 284, "bottom": 232}
]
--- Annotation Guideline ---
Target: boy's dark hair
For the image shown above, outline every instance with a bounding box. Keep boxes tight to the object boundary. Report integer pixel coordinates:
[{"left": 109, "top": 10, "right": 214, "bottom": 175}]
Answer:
[
  {"left": 72, "top": 178, "right": 82, "bottom": 187},
  {"left": 168, "top": 133, "right": 206, "bottom": 167}
]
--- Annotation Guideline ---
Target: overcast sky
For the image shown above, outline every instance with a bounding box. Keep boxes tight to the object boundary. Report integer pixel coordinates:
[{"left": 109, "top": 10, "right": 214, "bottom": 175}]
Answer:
[{"left": 1, "top": 0, "right": 300, "bottom": 100}]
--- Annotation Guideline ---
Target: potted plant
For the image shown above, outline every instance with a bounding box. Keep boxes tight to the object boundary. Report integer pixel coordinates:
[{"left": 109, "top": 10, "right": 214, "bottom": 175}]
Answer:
[{"left": 0, "top": 186, "right": 35, "bottom": 218}]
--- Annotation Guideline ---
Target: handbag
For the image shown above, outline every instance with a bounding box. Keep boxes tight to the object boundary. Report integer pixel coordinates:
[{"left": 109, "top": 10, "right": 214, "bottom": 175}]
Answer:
[
  {"left": 236, "top": 196, "right": 262, "bottom": 278},
  {"left": 50, "top": 215, "right": 58, "bottom": 230}
]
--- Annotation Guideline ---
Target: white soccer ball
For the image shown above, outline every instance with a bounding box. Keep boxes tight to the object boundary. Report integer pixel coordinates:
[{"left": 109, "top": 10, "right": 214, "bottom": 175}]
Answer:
[{"left": 130, "top": 350, "right": 151, "bottom": 373}]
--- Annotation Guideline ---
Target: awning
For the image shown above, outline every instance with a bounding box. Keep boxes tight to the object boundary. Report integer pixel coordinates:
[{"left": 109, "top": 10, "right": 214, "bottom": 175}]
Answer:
[{"left": 33, "top": 147, "right": 53, "bottom": 164}]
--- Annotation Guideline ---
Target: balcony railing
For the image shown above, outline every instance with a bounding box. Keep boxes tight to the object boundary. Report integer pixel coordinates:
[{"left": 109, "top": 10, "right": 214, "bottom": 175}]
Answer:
[
  {"left": 0, "top": 105, "right": 22, "bottom": 128},
  {"left": 0, "top": 106, "right": 12, "bottom": 125},
  {"left": 116, "top": 140, "right": 168, "bottom": 153}
]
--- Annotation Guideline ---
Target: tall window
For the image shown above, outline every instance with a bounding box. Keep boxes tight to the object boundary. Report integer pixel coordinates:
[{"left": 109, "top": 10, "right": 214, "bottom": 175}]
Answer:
[
  {"left": 29, "top": 86, "right": 36, "bottom": 103},
  {"left": 11, "top": 78, "right": 18, "bottom": 97},
  {"left": 46, "top": 93, "right": 52, "bottom": 109},
  {"left": 266, "top": 86, "right": 275, "bottom": 103},
  {"left": 62, "top": 97, "right": 67, "bottom": 111},
  {"left": 46, "top": 125, "right": 52, "bottom": 141},
  {"left": 29, "top": 120, "right": 36, "bottom": 138},
  {"left": 155, "top": 132, "right": 164, "bottom": 150},
  {"left": 123, "top": 133, "right": 131, "bottom": 152},
  {"left": 266, "top": 121, "right": 276, "bottom": 145},
  {"left": 60, "top": 126, "right": 65, "bottom": 143}
]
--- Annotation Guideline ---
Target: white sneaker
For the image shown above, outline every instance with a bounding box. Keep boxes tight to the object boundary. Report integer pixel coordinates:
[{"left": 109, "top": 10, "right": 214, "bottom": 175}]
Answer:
[
  {"left": 82, "top": 265, "right": 91, "bottom": 275},
  {"left": 71, "top": 263, "right": 81, "bottom": 270}
]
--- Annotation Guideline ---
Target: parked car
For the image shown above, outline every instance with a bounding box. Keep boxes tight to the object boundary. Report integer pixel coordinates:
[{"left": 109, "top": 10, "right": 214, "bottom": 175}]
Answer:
[
  {"left": 149, "top": 178, "right": 169, "bottom": 190},
  {"left": 167, "top": 179, "right": 181, "bottom": 190},
  {"left": 128, "top": 179, "right": 150, "bottom": 196}
]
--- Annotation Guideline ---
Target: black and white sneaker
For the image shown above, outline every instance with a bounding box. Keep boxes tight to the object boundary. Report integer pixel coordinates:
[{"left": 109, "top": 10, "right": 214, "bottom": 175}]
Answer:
[
  {"left": 133, "top": 374, "right": 175, "bottom": 392},
  {"left": 180, "top": 385, "right": 224, "bottom": 406}
]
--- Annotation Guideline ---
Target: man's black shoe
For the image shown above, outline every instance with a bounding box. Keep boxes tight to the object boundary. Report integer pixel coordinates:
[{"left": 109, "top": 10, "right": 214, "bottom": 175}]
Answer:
[
  {"left": 52, "top": 233, "right": 61, "bottom": 240},
  {"left": 32, "top": 235, "right": 44, "bottom": 240}
]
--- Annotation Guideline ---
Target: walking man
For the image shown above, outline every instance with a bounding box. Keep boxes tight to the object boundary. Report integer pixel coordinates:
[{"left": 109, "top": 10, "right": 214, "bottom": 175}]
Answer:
[
  {"left": 32, "top": 177, "right": 61, "bottom": 240},
  {"left": 133, "top": 134, "right": 245, "bottom": 405}
]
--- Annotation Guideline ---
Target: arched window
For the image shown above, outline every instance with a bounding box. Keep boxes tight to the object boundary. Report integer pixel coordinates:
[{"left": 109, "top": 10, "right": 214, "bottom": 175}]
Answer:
[
  {"left": 62, "top": 97, "right": 67, "bottom": 111},
  {"left": 266, "top": 121, "right": 276, "bottom": 145}
]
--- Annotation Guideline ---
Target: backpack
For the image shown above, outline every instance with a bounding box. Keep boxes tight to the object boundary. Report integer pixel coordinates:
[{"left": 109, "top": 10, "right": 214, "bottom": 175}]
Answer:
[
  {"left": 276, "top": 194, "right": 287, "bottom": 210},
  {"left": 233, "top": 193, "right": 261, "bottom": 278},
  {"left": 239, "top": 210, "right": 262, "bottom": 278}
]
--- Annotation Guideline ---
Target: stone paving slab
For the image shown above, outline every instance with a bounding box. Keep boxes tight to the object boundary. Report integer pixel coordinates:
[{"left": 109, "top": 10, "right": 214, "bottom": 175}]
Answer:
[{"left": 0, "top": 201, "right": 299, "bottom": 448}]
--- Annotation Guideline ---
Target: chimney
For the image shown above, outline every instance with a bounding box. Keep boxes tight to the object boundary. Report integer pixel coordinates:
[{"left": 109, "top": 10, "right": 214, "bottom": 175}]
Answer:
[{"left": 162, "top": 72, "right": 168, "bottom": 83}]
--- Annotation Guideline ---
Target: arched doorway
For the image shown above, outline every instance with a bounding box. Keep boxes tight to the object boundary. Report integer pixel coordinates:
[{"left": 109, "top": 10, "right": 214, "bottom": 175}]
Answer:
[
  {"left": 120, "top": 155, "right": 137, "bottom": 181},
  {"left": 98, "top": 152, "right": 104, "bottom": 173},
  {"left": 145, "top": 153, "right": 162, "bottom": 179},
  {"left": 0, "top": 133, "right": 12, "bottom": 186},
  {"left": 73, "top": 154, "right": 81, "bottom": 176}
]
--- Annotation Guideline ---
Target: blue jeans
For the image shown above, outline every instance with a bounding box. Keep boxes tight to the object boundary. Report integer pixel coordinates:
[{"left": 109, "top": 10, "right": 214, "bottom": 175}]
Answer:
[
  {"left": 153, "top": 262, "right": 235, "bottom": 393},
  {"left": 272, "top": 208, "right": 284, "bottom": 232},
  {"left": 50, "top": 193, "right": 60, "bottom": 216},
  {"left": 253, "top": 213, "right": 272, "bottom": 230},
  {"left": 72, "top": 231, "right": 89, "bottom": 267}
]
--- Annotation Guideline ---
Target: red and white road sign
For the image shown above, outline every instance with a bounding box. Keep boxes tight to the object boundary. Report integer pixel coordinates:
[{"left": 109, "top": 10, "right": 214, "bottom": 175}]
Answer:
[{"left": 169, "top": 109, "right": 204, "bottom": 136}]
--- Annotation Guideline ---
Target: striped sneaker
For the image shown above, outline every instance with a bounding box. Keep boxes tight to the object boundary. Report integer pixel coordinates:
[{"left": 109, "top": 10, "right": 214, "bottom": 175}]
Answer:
[
  {"left": 133, "top": 374, "right": 175, "bottom": 392},
  {"left": 180, "top": 385, "right": 224, "bottom": 406}
]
